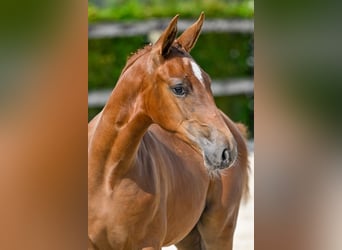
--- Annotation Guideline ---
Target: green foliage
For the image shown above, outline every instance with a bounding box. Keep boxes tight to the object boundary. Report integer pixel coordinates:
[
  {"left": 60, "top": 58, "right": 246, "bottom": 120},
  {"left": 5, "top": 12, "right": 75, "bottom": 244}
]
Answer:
[
  {"left": 192, "top": 33, "right": 253, "bottom": 78},
  {"left": 88, "top": 0, "right": 254, "bottom": 22}
]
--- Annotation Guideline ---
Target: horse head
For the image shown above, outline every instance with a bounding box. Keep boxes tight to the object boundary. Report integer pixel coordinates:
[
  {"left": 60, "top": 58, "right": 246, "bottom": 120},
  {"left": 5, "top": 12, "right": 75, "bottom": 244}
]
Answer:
[{"left": 124, "top": 13, "right": 237, "bottom": 171}]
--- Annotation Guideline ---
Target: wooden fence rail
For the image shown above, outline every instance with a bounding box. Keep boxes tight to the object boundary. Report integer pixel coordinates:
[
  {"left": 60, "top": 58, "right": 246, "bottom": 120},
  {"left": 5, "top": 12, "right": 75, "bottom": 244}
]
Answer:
[{"left": 89, "top": 19, "right": 254, "bottom": 39}]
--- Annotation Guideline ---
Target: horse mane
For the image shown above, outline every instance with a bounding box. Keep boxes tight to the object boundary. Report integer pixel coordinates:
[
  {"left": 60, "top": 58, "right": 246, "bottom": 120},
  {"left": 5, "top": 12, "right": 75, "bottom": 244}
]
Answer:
[
  {"left": 119, "top": 44, "right": 153, "bottom": 77},
  {"left": 234, "top": 122, "right": 250, "bottom": 203}
]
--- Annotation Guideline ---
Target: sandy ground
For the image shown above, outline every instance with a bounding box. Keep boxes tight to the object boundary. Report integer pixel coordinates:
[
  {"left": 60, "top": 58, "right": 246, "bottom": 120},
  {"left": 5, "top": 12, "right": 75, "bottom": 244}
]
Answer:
[{"left": 163, "top": 141, "right": 254, "bottom": 250}]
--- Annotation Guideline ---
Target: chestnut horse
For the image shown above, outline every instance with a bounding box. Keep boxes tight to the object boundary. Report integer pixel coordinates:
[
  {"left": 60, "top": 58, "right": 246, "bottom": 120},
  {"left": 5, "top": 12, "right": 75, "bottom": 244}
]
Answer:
[{"left": 88, "top": 13, "right": 249, "bottom": 250}]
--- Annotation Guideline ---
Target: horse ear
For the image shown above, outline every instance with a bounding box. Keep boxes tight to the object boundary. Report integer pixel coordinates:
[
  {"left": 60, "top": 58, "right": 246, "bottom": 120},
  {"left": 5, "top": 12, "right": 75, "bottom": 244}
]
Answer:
[
  {"left": 153, "top": 15, "right": 179, "bottom": 57},
  {"left": 175, "top": 12, "right": 205, "bottom": 52}
]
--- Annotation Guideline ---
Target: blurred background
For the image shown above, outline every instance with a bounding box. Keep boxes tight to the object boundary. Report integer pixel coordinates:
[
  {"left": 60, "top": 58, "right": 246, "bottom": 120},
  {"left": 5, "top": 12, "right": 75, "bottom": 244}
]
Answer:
[
  {"left": 88, "top": 0, "right": 254, "bottom": 138},
  {"left": 2, "top": 0, "right": 342, "bottom": 249}
]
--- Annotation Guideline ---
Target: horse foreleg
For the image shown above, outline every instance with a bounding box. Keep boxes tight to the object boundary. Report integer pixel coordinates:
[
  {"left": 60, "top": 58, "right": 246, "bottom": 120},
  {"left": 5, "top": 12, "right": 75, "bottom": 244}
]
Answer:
[
  {"left": 196, "top": 199, "right": 240, "bottom": 250},
  {"left": 175, "top": 227, "right": 203, "bottom": 250},
  {"left": 197, "top": 171, "right": 244, "bottom": 250},
  {"left": 88, "top": 237, "right": 98, "bottom": 250}
]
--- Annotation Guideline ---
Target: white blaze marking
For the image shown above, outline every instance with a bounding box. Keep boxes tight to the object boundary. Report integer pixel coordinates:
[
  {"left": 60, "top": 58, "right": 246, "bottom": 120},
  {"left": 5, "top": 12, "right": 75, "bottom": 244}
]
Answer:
[{"left": 190, "top": 60, "right": 204, "bottom": 85}]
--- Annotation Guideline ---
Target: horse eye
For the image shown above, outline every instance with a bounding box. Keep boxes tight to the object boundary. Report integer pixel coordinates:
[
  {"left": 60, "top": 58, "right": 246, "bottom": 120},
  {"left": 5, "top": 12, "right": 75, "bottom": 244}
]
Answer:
[{"left": 172, "top": 86, "right": 186, "bottom": 96}]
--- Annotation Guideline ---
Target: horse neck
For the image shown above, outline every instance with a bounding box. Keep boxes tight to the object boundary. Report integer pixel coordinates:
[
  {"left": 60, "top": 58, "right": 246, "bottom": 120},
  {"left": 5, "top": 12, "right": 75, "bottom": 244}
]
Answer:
[{"left": 88, "top": 63, "right": 152, "bottom": 192}]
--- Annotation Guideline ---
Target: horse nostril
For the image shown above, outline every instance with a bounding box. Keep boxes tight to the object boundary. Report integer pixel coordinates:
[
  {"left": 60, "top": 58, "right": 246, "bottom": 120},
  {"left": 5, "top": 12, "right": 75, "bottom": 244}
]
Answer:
[{"left": 222, "top": 148, "right": 230, "bottom": 164}]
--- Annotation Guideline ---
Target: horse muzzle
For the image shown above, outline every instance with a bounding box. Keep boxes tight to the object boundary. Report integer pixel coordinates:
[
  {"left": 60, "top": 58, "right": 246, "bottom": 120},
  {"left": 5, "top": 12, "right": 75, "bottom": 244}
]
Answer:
[
  {"left": 177, "top": 120, "right": 238, "bottom": 170},
  {"left": 201, "top": 137, "right": 237, "bottom": 170}
]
